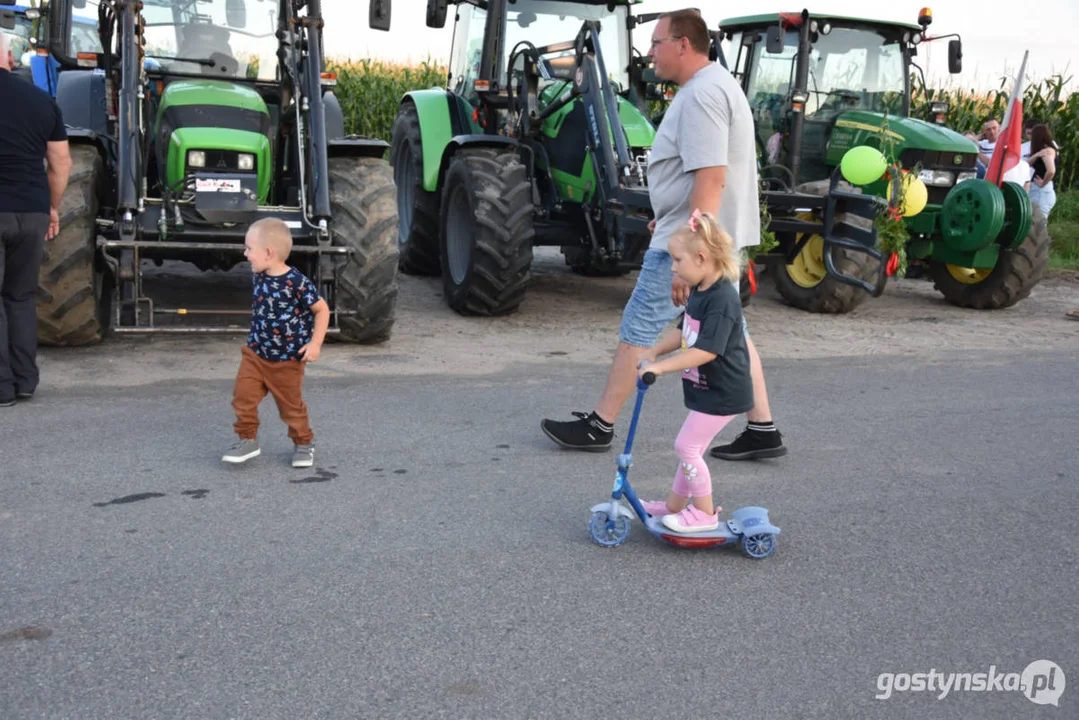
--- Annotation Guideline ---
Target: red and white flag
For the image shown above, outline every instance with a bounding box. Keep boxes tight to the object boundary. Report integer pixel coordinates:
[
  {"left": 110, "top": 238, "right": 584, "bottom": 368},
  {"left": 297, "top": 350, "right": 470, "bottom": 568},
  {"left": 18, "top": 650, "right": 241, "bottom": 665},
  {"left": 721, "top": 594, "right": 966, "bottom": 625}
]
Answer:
[{"left": 985, "top": 51, "right": 1029, "bottom": 186}]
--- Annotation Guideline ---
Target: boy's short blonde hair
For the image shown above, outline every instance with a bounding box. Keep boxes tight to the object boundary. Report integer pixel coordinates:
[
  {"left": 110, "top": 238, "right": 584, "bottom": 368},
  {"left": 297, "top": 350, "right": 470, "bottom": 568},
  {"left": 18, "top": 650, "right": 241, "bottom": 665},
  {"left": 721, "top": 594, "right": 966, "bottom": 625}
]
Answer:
[{"left": 249, "top": 217, "right": 293, "bottom": 260}]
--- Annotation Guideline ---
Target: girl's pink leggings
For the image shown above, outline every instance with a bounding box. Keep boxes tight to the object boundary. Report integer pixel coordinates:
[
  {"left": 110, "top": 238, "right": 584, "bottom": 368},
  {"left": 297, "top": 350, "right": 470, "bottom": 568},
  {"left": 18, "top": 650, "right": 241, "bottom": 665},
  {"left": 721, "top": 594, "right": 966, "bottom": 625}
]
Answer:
[{"left": 672, "top": 411, "right": 736, "bottom": 498}]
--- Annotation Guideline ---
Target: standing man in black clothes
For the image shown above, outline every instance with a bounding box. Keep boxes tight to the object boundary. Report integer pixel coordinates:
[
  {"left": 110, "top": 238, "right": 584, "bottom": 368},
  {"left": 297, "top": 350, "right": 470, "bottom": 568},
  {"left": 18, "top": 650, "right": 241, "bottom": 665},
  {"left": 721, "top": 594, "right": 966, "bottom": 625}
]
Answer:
[{"left": 0, "top": 30, "right": 72, "bottom": 407}]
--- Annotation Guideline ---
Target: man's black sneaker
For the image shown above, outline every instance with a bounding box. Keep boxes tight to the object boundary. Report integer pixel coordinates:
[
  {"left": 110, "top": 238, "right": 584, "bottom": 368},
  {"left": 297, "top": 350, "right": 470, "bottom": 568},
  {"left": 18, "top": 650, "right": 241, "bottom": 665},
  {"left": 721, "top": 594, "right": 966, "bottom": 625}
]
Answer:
[
  {"left": 15, "top": 392, "right": 33, "bottom": 400},
  {"left": 0, "top": 397, "right": 14, "bottom": 408},
  {"left": 541, "top": 412, "right": 613, "bottom": 452},
  {"left": 710, "top": 428, "right": 788, "bottom": 460}
]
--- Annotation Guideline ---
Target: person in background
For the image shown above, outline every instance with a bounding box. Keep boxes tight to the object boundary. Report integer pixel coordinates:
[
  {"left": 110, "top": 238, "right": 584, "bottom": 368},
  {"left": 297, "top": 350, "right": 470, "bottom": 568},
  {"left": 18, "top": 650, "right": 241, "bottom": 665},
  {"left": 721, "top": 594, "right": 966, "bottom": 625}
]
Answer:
[
  {"left": 974, "top": 118, "right": 1000, "bottom": 180},
  {"left": 1027, "top": 124, "right": 1058, "bottom": 220}
]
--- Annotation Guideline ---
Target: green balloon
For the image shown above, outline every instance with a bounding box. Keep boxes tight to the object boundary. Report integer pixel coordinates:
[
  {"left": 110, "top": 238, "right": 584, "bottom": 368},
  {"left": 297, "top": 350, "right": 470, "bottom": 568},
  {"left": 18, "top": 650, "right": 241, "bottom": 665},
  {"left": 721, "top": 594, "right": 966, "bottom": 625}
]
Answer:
[{"left": 840, "top": 146, "right": 888, "bottom": 186}]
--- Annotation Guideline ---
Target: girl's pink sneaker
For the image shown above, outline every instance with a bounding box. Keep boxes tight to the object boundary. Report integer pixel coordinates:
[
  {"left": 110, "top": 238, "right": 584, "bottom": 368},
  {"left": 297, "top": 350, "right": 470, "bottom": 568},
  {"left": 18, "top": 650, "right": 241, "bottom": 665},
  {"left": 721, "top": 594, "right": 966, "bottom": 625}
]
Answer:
[
  {"left": 661, "top": 505, "right": 720, "bottom": 533},
  {"left": 641, "top": 500, "right": 673, "bottom": 517}
]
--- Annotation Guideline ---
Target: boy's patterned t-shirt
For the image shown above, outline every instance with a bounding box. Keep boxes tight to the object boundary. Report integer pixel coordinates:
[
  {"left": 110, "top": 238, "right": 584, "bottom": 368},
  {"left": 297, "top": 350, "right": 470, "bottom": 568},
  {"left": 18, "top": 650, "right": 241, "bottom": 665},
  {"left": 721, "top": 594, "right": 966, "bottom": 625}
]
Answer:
[{"left": 247, "top": 267, "right": 322, "bottom": 361}]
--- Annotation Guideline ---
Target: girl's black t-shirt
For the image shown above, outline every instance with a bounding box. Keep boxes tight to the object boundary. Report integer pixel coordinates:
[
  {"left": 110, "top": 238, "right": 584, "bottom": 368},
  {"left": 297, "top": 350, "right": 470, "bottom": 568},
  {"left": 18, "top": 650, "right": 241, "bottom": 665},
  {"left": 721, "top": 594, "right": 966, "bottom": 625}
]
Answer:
[{"left": 678, "top": 281, "right": 754, "bottom": 416}]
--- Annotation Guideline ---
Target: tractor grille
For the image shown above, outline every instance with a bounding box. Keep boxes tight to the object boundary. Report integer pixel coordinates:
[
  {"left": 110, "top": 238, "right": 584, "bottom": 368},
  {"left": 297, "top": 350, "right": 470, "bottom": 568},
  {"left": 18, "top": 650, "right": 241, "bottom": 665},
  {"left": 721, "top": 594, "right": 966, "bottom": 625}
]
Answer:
[
  {"left": 900, "top": 149, "right": 977, "bottom": 171},
  {"left": 199, "top": 150, "right": 257, "bottom": 173}
]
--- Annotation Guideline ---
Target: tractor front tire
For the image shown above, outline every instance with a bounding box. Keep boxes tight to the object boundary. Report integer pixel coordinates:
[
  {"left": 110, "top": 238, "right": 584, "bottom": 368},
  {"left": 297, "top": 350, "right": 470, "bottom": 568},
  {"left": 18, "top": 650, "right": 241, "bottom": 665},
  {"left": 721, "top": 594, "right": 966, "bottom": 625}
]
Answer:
[
  {"left": 927, "top": 205, "right": 1050, "bottom": 309},
  {"left": 37, "top": 144, "right": 110, "bottom": 346},
  {"left": 389, "top": 102, "right": 441, "bottom": 276},
  {"left": 771, "top": 182, "right": 880, "bottom": 314},
  {"left": 328, "top": 156, "right": 399, "bottom": 343},
  {"left": 440, "top": 147, "right": 535, "bottom": 316}
]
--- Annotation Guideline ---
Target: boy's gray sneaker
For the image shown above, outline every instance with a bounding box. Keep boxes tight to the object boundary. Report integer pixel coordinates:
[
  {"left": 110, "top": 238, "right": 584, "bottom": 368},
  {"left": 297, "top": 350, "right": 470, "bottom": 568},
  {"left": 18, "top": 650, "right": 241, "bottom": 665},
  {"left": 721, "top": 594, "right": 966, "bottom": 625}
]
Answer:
[
  {"left": 292, "top": 444, "right": 314, "bottom": 468},
  {"left": 222, "top": 438, "right": 261, "bottom": 464}
]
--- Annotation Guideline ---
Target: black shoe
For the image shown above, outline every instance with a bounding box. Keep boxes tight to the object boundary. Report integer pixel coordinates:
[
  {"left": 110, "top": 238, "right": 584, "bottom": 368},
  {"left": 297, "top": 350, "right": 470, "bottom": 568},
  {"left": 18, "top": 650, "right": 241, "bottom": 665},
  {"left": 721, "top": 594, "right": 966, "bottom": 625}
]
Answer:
[
  {"left": 0, "top": 397, "right": 14, "bottom": 408},
  {"left": 541, "top": 412, "right": 613, "bottom": 452},
  {"left": 710, "top": 427, "right": 788, "bottom": 460},
  {"left": 15, "top": 392, "right": 33, "bottom": 400}
]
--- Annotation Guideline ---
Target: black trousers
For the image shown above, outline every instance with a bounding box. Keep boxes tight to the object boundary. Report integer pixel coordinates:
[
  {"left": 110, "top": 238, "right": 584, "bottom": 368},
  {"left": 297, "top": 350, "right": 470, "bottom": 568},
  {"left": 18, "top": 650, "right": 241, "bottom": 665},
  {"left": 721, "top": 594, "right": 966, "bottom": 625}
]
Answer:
[{"left": 0, "top": 212, "right": 49, "bottom": 401}]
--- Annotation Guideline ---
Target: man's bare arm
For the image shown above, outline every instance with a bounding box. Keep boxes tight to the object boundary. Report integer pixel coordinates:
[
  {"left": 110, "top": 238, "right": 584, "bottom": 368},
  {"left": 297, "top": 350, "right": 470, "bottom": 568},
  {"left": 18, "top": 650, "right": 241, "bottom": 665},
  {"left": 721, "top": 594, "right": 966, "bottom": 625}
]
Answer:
[{"left": 46, "top": 140, "right": 73, "bottom": 211}]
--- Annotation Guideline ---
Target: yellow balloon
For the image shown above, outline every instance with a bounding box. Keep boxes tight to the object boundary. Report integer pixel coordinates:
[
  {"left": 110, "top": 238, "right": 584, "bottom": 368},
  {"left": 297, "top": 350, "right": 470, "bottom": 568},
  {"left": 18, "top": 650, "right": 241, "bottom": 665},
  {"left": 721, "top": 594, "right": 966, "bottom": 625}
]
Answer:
[{"left": 887, "top": 173, "right": 928, "bottom": 217}]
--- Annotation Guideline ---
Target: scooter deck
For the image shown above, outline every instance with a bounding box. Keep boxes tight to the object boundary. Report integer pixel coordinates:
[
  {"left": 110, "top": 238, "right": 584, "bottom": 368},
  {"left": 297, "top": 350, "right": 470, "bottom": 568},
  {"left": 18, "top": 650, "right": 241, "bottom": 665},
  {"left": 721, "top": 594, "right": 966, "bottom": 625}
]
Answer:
[{"left": 643, "top": 515, "right": 737, "bottom": 548}]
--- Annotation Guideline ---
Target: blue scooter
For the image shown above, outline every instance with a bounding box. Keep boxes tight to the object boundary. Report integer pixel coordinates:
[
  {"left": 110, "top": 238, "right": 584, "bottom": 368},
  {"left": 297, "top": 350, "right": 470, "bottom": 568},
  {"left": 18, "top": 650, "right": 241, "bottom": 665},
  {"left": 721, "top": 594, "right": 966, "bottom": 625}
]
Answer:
[{"left": 588, "top": 369, "right": 781, "bottom": 558}]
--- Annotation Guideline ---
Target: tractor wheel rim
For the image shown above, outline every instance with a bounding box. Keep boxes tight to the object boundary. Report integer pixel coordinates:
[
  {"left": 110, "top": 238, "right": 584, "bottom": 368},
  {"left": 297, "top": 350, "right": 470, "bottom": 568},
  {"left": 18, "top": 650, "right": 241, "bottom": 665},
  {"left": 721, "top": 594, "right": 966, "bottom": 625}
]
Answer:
[
  {"left": 395, "top": 144, "right": 414, "bottom": 246},
  {"left": 446, "top": 185, "right": 472, "bottom": 285},
  {"left": 946, "top": 264, "right": 993, "bottom": 284},
  {"left": 787, "top": 234, "right": 827, "bottom": 288}
]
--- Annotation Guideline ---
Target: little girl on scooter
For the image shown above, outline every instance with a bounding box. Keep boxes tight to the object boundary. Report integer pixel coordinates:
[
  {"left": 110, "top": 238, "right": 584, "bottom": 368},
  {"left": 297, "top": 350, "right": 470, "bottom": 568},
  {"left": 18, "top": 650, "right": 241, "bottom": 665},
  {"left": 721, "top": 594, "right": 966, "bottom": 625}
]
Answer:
[{"left": 637, "top": 209, "right": 754, "bottom": 533}]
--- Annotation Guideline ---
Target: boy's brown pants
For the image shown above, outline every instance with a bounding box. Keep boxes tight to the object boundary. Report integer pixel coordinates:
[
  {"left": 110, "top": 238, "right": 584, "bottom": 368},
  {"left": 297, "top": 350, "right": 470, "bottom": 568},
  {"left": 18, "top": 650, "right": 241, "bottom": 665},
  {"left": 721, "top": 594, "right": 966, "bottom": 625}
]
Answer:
[{"left": 232, "top": 346, "right": 313, "bottom": 445}]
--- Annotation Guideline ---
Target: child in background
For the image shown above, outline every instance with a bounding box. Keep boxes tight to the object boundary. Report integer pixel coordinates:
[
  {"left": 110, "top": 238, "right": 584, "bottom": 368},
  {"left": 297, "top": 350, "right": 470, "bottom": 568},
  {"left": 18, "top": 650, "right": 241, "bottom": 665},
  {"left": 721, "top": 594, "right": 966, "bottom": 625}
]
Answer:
[
  {"left": 638, "top": 210, "right": 754, "bottom": 533},
  {"left": 222, "top": 218, "right": 328, "bottom": 468}
]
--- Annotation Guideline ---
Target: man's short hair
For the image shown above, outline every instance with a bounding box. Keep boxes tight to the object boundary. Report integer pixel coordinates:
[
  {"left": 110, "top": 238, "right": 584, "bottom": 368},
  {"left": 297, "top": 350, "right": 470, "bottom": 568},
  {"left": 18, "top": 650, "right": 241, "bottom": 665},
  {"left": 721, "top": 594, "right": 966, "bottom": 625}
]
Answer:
[
  {"left": 0, "top": 30, "right": 11, "bottom": 61},
  {"left": 662, "top": 9, "right": 710, "bottom": 55},
  {"left": 249, "top": 217, "right": 293, "bottom": 260}
]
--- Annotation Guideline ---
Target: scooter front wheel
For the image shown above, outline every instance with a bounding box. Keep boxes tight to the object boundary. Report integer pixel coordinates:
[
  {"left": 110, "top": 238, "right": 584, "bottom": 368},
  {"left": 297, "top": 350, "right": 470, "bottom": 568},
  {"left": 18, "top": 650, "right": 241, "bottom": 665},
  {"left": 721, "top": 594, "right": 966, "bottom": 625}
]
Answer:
[
  {"left": 589, "top": 511, "right": 631, "bottom": 547},
  {"left": 741, "top": 532, "right": 776, "bottom": 559}
]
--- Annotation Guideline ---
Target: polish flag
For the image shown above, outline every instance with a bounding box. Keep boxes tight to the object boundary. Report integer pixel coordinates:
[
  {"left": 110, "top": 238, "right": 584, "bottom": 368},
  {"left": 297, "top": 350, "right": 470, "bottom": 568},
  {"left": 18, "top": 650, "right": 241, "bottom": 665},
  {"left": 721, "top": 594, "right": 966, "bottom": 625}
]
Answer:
[{"left": 985, "top": 51, "right": 1028, "bottom": 187}]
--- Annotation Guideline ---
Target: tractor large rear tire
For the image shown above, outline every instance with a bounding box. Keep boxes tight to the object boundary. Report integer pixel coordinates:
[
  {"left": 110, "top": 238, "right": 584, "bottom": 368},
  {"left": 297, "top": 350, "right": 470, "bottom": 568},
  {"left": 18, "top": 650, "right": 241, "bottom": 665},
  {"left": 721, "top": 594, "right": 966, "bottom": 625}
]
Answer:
[
  {"left": 771, "top": 181, "right": 880, "bottom": 314},
  {"left": 439, "top": 147, "right": 535, "bottom": 316},
  {"left": 37, "top": 144, "right": 110, "bottom": 346},
  {"left": 927, "top": 203, "right": 1050, "bottom": 309},
  {"left": 389, "top": 102, "right": 441, "bottom": 276},
  {"left": 328, "top": 156, "right": 399, "bottom": 343}
]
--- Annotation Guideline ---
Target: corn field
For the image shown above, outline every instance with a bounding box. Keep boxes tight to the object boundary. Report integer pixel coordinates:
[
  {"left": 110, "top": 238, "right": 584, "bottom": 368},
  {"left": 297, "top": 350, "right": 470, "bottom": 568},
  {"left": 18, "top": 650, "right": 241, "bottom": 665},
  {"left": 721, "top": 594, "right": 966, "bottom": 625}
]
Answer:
[
  {"left": 327, "top": 58, "right": 447, "bottom": 144},
  {"left": 328, "top": 58, "right": 1077, "bottom": 189}
]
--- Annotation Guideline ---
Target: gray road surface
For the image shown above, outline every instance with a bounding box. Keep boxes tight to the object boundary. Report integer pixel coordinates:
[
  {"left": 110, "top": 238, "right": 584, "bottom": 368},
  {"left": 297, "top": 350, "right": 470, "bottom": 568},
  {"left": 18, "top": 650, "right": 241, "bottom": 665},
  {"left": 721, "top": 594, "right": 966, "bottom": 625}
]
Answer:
[{"left": 2, "top": 345, "right": 1076, "bottom": 718}]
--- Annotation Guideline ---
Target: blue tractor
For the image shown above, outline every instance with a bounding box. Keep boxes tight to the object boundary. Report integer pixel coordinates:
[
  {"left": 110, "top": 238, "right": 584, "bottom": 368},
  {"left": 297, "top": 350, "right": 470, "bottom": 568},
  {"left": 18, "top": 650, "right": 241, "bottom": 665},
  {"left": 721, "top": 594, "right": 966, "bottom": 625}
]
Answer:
[{"left": 0, "top": 3, "right": 100, "bottom": 95}]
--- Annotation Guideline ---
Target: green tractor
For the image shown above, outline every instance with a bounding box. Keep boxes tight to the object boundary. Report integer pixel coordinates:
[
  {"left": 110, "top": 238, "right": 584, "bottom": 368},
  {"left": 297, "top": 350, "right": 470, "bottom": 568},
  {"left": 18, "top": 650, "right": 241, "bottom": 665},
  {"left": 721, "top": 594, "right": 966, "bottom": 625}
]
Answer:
[
  {"left": 371, "top": 0, "right": 668, "bottom": 316},
  {"left": 719, "top": 8, "right": 1049, "bottom": 312},
  {"left": 37, "top": 0, "right": 399, "bottom": 345}
]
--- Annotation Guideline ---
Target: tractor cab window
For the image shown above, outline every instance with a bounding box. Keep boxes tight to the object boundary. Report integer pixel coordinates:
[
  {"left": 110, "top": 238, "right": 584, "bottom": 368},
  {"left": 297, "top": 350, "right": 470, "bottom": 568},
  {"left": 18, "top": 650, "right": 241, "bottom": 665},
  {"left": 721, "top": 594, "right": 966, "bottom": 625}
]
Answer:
[
  {"left": 448, "top": 2, "right": 488, "bottom": 105},
  {"left": 130, "top": 0, "right": 279, "bottom": 81},
  {"left": 3, "top": 15, "right": 36, "bottom": 68},
  {"left": 503, "top": 1, "right": 630, "bottom": 95},
  {"left": 745, "top": 29, "right": 798, "bottom": 164},
  {"left": 805, "top": 26, "right": 906, "bottom": 118}
]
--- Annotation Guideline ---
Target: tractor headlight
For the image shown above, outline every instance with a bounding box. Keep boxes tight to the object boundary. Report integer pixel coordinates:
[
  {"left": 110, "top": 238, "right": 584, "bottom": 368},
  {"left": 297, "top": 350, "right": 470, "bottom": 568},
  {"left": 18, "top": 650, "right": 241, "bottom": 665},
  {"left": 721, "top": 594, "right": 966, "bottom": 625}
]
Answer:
[
  {"left": 237, "top": 153, "right": 255, "bottom": 171},
  {"left": 919, "top": 169, "right": 956, "bottom": 187},
  {"left": 188, "top": 150, "right": 206, "bottom": 168},
  {"left": 955, "top": 171, "right": 977, "bottom": 184}
]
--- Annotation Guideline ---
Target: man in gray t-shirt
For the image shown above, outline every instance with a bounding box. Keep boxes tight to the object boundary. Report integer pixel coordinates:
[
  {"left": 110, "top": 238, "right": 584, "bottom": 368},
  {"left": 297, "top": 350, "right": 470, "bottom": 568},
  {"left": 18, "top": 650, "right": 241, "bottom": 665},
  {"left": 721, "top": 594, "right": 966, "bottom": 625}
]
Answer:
[
  {"left": 647, "top": 62, "right": 759, "bottom": 255},
  {"left": 542, "top": 9, "right": 787, "bottom": 461}
]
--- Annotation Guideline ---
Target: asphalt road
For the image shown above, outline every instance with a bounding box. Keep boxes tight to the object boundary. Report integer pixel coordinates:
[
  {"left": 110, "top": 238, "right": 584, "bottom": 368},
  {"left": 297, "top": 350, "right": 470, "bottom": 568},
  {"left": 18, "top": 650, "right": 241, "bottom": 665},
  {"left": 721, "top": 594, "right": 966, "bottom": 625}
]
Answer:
[{"left": 1, "top": 348, "right": 1076, "bottom": 718}]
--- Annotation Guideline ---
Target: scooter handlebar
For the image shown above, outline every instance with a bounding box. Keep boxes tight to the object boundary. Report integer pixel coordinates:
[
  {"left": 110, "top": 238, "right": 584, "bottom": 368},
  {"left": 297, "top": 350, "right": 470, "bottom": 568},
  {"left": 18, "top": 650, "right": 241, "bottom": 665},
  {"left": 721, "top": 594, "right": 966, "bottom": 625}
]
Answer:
[{"left": 641, "top": 371, "right": 656, "bottom": 385}]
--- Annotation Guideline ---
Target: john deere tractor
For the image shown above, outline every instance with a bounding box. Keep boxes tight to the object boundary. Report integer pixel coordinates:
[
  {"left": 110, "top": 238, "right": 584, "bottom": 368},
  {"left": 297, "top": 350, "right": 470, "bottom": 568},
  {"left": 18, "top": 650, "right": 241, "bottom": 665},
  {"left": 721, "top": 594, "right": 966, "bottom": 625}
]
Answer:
[
  {"left": 35, "top": 0, "right": 399, "bottom": 345},
  {"left": 718, "top": 9, "right": 1049, "bottom": 312}
]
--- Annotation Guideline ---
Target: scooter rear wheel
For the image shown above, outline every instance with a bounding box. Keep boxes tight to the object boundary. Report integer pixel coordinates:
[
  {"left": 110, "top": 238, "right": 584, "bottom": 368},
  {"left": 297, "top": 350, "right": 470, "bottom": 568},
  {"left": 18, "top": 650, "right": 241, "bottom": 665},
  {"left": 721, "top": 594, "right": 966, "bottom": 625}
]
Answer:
[
  {"left": 589, "top": 511, "right": 631, "bottom": 547},
  {"left": 741, "top": 533, "right": 776, "bottom": 559}
]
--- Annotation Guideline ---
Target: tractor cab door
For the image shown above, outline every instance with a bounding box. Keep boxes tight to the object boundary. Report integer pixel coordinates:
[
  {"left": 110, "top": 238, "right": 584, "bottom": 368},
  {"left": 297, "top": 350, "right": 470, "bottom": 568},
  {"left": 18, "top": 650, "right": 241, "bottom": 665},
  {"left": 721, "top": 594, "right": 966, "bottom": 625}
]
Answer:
[{"left": 739, "top": 27, "right": 798, "bottom": 171}]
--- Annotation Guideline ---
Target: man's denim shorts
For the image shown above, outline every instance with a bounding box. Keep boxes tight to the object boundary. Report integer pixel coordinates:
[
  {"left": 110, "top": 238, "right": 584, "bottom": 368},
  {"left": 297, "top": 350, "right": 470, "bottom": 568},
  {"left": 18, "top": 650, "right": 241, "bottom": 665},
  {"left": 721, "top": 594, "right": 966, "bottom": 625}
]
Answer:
[{"left": 619, "top": 248, "right": 749, "bottom": 348}]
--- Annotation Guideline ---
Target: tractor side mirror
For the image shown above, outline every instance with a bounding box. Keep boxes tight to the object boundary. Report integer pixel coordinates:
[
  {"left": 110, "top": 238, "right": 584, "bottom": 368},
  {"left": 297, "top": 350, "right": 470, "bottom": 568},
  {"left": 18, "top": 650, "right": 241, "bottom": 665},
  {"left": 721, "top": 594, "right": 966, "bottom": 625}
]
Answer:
[
  {"left": 225, "top": 0, "right": 246, "bottom": 28},
  {"left": 369, "top": 0, "right": 392, "bottom": 31},
  {"left": 766, "top": 25, "right": 784, "bottom": 55},
  {"left": 948, "top": 39, "right": 962, "bottom": 74},
  {"left": 0, "top": 9, "right": 14, "bottom": 29},
  {"left": 426, "top": 0, "right": 447, "bottom": 29}
]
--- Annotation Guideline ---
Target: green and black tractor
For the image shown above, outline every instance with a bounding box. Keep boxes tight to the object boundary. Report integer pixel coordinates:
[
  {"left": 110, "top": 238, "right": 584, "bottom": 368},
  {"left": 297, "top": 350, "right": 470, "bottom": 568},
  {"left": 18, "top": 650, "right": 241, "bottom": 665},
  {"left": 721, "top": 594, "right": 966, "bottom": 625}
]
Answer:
[
  {"left": 35, "top": 0, "right": 399, "bottom": 345},
  {"left": 718, "top": 8, "right": 1050, "bottom": 312}
]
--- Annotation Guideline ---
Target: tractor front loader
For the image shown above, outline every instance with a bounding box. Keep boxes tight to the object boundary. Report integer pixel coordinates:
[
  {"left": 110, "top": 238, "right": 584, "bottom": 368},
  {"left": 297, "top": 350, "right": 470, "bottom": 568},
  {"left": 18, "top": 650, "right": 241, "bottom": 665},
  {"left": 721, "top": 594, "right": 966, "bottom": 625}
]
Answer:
[{"left": 38, "top": 0, "right": 399, "bottom": 346}]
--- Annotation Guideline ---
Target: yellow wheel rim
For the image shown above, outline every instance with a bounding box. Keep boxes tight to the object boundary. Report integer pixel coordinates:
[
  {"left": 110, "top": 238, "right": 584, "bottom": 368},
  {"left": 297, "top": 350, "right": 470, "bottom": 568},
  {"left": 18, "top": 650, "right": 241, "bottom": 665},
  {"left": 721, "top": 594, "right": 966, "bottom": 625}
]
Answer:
[
  {"left": 785, "top": 213, "right": 827, "bottom": 288},
  {"left": 945, "top": 265, "right": 993, "bottom": 284}
]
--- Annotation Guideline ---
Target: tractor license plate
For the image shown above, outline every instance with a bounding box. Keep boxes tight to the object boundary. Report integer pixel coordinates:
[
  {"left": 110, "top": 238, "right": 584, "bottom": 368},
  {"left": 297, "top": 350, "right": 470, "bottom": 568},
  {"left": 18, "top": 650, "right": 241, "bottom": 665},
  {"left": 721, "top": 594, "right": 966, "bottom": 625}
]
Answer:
[{"left": 196, "top": 178, "right": 242, "bottom": 193}]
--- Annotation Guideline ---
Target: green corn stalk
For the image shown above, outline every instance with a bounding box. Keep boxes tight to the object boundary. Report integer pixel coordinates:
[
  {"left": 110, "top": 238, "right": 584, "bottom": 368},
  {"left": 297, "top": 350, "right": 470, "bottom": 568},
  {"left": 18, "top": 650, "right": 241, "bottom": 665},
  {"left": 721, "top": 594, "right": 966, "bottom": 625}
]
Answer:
[{"left": 327, "top": 57, "right": 447, "bottom": 143}]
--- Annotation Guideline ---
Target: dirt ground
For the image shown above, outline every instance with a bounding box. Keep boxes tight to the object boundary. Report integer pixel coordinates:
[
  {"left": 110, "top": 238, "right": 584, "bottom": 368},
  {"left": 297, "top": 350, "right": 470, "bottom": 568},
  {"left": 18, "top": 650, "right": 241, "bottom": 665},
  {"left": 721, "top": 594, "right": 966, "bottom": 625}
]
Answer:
[{"left": 38, "top": 249, "right": 1079, "bottom": 390}]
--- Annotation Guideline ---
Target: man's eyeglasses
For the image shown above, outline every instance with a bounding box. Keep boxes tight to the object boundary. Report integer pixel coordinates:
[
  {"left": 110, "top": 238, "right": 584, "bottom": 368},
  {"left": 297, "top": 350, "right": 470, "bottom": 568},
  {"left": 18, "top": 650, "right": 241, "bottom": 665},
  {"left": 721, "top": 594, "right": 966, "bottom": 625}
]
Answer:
[{"left": 650, "top": 35, "right": 684, "bottom": 49}]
